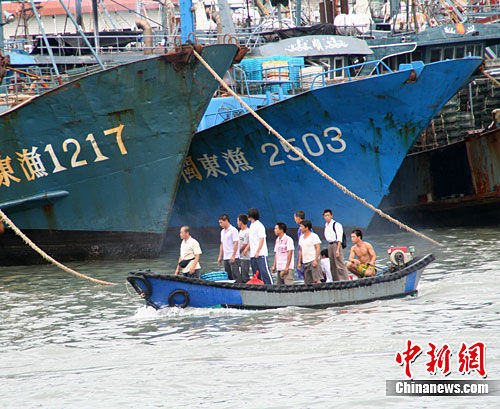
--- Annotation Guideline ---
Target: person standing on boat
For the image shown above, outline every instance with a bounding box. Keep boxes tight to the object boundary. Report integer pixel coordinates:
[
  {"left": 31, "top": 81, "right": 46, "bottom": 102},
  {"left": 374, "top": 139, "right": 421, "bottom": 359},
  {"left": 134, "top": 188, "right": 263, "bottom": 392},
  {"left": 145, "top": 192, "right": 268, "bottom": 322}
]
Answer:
[
  {"left": 297, "top": 220, "right": 323, "bottom": 284},
  {"left": 237, "top": 214, "right": 251, "bottom": 283},
  {"left": 294, "top": 210, "right": 306, "bottom": 280},
  {"left": 320, "top": 249, "right": 333, "bottom": 283},
  {"left": 174, "top": 226, "right": 202, "bottom": 278},
  {"left": 245, "top": 208, "right": 273, "bottom": 284},
  {"left": 347, "top": 229, "right": 377, "bottom": 278},
  {"left": 217, "top": 214, "right": 242, "bottom": 282},
  {"left": 271, "top": 222, "right": 295, "bottom": 285},
  {"left": 323, "top": 209, "right": 349, "bottom": 281}
]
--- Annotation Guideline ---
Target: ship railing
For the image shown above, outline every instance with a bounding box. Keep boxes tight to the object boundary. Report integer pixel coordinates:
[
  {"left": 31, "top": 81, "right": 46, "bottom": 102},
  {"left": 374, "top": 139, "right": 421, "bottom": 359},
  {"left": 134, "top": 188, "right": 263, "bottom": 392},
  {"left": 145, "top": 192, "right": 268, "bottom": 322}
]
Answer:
[
  {"left": 0, "top": 67, "right": 61, "bottom": 108},
  {"left": 232, "top": 63, "right": 305, "bottom": 95},
  {"left": 307, "top": 60, "right": 393, "bottom": 90},
  {"left": 232, "top": 60, "right": 393, "bottom": 95},
  {"left": 11, "top": 30, "right": 268, "bottom": 58}
]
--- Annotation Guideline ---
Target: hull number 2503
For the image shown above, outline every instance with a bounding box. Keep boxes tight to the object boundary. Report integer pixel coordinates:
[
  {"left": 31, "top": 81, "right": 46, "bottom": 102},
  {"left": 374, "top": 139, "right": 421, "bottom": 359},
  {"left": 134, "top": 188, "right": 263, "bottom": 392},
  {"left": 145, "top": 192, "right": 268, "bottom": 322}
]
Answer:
[{"left": 260, "top": 126, "right": 346, "bottom": 167}]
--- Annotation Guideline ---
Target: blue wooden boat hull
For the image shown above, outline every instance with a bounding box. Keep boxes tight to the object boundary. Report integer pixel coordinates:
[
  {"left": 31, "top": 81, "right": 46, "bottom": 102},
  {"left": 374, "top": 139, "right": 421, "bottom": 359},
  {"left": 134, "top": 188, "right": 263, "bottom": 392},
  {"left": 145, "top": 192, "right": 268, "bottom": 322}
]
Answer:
[
  {"left": 169, "top": 58, "right": 482, "bottom": 231},
  {"left": 127, "top": 254, "right": 434, "bottom": 309},
  {"left": 0, "top": 45, "right": 239, "bottom": 263}
]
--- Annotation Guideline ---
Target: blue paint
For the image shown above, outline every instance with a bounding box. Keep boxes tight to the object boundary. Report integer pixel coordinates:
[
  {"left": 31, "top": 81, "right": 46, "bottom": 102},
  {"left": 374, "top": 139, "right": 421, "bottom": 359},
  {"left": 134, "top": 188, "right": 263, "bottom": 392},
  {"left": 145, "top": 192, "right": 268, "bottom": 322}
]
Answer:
[
  {"left": 0, "top": 45, "right": 238, "bottom": 237},
  {"left": 405, "top": 270, "right": 417, "bottom": 292},
  {"left": 170, "top": 57, "right": 483, "bottom": 230},
  {"left": 148, "top": 277, "right": 243, "bottom": 308},
  {"left": 179, "top": 0, "right": 195, "bottom": 44}
]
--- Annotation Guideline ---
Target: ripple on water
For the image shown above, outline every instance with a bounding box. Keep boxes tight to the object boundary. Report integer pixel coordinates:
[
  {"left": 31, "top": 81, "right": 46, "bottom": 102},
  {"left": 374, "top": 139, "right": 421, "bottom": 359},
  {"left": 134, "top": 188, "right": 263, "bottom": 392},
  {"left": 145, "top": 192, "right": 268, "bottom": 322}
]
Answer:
[{"left": 0, "top": 227, "right": 499, "bottom": 408}]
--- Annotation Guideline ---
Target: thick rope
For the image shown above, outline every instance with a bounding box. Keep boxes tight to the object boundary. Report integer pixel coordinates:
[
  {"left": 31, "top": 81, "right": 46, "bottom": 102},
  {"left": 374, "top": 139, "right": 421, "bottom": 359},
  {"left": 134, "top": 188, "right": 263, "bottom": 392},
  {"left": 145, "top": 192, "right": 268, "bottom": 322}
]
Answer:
[
  {"left": 0, "top": 209, "right": 118, "bottom": 286},
  {"left": 194, "top": 50, "right": 444, "bottom": 247}
]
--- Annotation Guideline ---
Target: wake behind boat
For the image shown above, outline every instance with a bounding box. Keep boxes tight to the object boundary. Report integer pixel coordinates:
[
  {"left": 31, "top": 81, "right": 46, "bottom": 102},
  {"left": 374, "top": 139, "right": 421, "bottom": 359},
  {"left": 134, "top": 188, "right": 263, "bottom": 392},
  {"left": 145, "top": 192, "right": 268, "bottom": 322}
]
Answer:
[{"left": 127, "top": 254, "right": 434, "bottom": 309}]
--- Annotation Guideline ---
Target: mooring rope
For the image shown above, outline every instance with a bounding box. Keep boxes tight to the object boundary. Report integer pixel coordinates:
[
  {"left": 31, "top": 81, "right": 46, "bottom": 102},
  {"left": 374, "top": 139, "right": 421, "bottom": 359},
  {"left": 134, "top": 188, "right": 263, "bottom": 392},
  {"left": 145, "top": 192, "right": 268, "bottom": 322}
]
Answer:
[
  {"left": 193, "top": 50, "right": 444, "bottom": 247},
  {"left": 0, "top": 209, "right": 118, "bottom": 286}
]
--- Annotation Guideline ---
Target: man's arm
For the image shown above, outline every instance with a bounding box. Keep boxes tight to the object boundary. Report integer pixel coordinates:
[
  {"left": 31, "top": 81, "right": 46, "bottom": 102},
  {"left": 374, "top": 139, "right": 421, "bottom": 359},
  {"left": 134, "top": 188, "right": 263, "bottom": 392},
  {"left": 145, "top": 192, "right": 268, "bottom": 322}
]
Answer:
[
  {"left": 336, "top": 241, "right": 341, "bottom": 257},
  {"left": 242, "top": 243, "right": 250, "bottom": 256},
  {"left": 255, "top": 237, "right": 264, "bottom": 258},
  {"left": 217, "top": 243, "right": 223, "bottom": 264},
  {"left": 285, "top": 250, "right": 293, "bottom": 271},
  {"left": 230, "top": 241, "right": 238, "bottom": 263},
  {"left": 189, "top": 254, "right": 200, "bottom": 274},
  {"left": 175, "top": 251, "right": 182, "bottom": 275},
  {"left": 348, "top": 246, "right": 356, "bottom": 263},
  {"left": 297, "top": 247, "right": 302, "bottom": 270},
  {"left": 313, "top": 243, "right": 320, "bottom": 267},
  {"left": 368, "top": 243, "right": 376, "bottom": 265}
]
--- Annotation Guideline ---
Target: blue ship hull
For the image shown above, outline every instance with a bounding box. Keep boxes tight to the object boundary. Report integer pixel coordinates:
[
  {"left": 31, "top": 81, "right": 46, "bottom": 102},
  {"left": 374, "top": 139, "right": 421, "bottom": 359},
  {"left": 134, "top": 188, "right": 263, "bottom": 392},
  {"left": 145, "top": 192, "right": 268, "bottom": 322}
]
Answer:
[
  {"left": 127, "top": 254, "right": 434, "bottom": 309},
  {"left": 0, "top": 45, "right": 239, "bottom": 264},
  {"left": 169, "top": 58, "right": 483, "bottom": 232}
]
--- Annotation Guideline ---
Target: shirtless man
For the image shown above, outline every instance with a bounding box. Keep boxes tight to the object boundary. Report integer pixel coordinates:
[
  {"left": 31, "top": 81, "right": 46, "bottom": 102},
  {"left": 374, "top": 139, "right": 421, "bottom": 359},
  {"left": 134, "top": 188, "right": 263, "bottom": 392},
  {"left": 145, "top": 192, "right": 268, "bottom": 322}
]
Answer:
[{"left": 347, "top": 229, "right": 377, "bottom": 278}]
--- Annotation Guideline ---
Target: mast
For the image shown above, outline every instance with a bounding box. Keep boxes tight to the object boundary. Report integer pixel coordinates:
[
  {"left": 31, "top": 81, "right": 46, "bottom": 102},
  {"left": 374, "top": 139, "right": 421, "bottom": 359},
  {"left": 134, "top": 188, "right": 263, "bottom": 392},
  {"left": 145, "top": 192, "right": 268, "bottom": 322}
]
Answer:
[
  {"left": 295, "top": 0, "right": 301, "bottom": 26},
  {"left": 179, "top": 0, "right": 194, "bottom": 43},
  {"left": 92, "top": 0, "right": 99, "bottom": 51},
  {"left": 0, "top": 0, "right": 4, "bottom": 52}
]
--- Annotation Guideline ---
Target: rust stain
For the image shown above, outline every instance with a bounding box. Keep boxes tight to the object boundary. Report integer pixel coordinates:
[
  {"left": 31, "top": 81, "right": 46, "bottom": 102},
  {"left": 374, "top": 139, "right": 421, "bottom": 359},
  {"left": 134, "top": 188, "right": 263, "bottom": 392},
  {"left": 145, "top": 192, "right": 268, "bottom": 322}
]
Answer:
[
  {"left": 64, "top": 120, "right": 82, "bottom": 126},
  {"left": 376, "top": 95, "right": 386, "bottom": 99}
]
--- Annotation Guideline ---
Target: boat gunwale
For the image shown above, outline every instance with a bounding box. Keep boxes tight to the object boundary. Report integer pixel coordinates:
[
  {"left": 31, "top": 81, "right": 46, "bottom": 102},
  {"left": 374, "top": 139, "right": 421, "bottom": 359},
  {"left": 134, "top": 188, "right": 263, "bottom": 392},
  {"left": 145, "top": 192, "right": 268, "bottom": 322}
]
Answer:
[{"left": 127, "top": 253, "right": 434, "bottom": 293}]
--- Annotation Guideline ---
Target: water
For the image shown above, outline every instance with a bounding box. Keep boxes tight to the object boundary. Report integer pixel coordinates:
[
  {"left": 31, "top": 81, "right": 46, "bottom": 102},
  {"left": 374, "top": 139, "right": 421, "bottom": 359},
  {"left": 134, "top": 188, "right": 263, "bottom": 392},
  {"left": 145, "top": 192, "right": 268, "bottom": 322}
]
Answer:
[{"left": 1, "top": 227, "right": 499, "bottom": 408}]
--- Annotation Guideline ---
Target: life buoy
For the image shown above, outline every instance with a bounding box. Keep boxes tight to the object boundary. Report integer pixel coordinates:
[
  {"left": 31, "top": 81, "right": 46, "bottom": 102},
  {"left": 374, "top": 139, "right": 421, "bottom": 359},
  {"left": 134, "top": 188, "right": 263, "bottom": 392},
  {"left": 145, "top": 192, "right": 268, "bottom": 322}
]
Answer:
[{"left": 168, "top": 289, "right": 190, "bottom": 308}]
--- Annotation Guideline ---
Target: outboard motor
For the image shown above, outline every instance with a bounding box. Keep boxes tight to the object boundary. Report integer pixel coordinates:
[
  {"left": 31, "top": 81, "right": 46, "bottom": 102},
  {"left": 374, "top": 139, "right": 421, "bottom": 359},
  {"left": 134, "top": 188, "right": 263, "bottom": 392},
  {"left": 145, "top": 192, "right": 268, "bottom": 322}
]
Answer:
[{"left": 387, "top": 246, "right": 415, "bottom": 267}]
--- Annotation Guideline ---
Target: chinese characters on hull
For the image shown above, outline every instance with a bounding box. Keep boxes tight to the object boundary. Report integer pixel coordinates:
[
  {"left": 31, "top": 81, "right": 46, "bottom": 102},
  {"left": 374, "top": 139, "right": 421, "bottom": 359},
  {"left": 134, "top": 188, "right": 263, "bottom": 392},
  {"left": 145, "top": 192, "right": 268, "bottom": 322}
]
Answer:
[
  {"left": 0, "top": 124, "right": 127, "bottom": 188},
  {"left": 182, "top": 126, "right": 346, "bottom": 183}
]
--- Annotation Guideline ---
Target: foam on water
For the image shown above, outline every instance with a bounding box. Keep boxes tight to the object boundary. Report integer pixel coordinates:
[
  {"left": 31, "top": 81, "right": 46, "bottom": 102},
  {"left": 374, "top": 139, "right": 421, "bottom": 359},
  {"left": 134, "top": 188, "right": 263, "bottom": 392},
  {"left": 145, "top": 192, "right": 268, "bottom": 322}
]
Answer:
[{"left": 1, "top": 227, "right": 499, "bottom": 408}]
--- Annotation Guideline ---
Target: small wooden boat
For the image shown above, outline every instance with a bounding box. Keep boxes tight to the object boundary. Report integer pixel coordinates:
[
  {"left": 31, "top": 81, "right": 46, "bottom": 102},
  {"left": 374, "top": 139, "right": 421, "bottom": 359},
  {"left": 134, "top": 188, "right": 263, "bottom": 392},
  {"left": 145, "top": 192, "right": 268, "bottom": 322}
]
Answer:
[{"left": 127, "top": 254, "right": 434, "bottom": 310}]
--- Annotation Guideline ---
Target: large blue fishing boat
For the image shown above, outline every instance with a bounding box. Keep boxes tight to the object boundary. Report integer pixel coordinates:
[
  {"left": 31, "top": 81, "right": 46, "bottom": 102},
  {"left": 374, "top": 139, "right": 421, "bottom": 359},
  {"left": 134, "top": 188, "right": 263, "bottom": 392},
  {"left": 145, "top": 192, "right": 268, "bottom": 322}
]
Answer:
[
  {"left": 0, "top": 44, "right": 239, "bottom": 264},
  {"left": 168, "top": 57, "right": 483, "bottom": 233}
]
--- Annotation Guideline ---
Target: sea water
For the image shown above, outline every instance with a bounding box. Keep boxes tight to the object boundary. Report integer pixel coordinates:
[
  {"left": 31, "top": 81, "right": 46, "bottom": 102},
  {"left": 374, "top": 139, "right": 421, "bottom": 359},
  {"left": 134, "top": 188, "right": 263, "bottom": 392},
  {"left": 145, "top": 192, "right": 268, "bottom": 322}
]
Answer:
[{"left": 1, "top": 227, "right": 499, "bottom": 408}]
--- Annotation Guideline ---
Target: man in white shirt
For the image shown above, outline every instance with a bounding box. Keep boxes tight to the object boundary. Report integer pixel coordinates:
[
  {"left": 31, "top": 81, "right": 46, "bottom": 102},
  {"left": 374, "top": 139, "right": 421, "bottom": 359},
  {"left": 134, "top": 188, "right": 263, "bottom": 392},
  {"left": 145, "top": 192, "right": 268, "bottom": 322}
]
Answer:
[
  {"left": 217, "top": 214, "right": 242, "bottom": 282},
  {"left": 297, "top": 220, "right": 323, "bottom": 284},
  {"left": 320, "top": 249, "right": 333, "bottom": 282},
  {"left": 237, "top": 214, "right": 251, "bottom": 283},
  {"left": 271, "top": 222, "right": 295, "bottom": 285},
  {"left": 244, "top": 208, "right": 273, "bottom": 284},
  {"left": 174, "top": 226, "right": 202, "bottom": 278},
  {"left": 323, "top": 209, "right": 349, "bottom": 281}
]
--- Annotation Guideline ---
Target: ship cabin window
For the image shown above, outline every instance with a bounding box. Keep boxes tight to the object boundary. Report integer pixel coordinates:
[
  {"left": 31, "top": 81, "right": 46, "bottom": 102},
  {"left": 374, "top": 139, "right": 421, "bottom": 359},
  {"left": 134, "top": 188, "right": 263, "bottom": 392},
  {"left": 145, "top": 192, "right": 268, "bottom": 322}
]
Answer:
[
  {"left": 411, "top": 50, "right": 423, "bottom": 62},
  {"left": 396, "top": 54, "right": 410, "bottom": 67},
  {"left": 466, "top": 44, "right": 474, "bottom": 56},
  {"left": 475, "top": 44, "right": 483, "bottom": 57},
  {"left": 430, "top": 48, "right": 443, "bottom": 62},
  {"left": 333, "top": 57, "right": 344, "bottom": 78},
  {"left": 444, "top": 47, "right": 454, "bottom": 60},
  {"left": 455, "top": 46, "right": 465, "bottom": 58}
]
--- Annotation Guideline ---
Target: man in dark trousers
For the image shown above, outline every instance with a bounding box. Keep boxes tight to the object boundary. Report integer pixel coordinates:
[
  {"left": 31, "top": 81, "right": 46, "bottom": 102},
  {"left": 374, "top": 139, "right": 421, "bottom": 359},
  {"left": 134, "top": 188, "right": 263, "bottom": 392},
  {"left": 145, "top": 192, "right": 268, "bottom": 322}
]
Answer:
[{"left": 323, "top": 209, "right": 349, "bottom": 281}]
